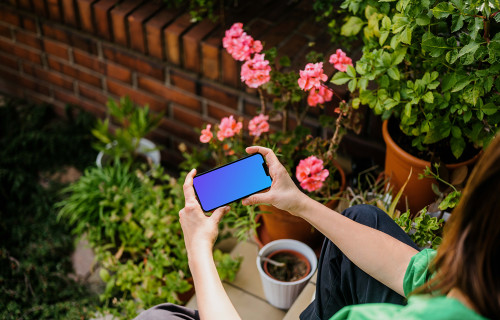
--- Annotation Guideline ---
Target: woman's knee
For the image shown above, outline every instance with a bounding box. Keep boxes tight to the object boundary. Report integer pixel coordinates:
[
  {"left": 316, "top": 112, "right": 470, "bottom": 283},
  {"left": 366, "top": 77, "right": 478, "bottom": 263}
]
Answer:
[{"left": 341, "top": 204, "right": 387, "bottom": 228}]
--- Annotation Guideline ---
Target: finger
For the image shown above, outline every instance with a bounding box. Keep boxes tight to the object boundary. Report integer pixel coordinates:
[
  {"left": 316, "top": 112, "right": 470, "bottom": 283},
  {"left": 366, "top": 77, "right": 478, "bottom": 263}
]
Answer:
[
  {"left": 210, "top": 206, "right": 230, "bottom": 224},
  {"left": 246, "top": 146, "right": 281, "bottom": 169},
  {"left": 242, "top": 193, "right": 270, "bottom": 206},
  {"left": 183, "top": 169, "right": 198, "bottom": 202}
]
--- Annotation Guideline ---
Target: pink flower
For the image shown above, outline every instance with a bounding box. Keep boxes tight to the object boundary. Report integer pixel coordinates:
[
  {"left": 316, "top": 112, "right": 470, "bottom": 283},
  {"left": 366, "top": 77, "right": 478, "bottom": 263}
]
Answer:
[
  {"left": 307, "top": 86, "right": 334, "bottom": 107},
  {"left": 248, "top": 114, "right": 269, "bottom": 137},
  {"left": 296, "top": 156, "right": 329, "bottom": 192},
  {"left": 217, "top": 115, "right": 243, "bottom": 141},
  {"left": 241, "top": 53, "right": 271, "bottom": 88},
  {"left": 298, "top": 62, "right": 328, "bottom": 91},
  {"left": 329, "top": 49, "right": 353, "bottom": 72},
  {"left": 222, "top": 23, "right": 262, "bottom": 61},
  {"left": 200, "top": 124, "right": 213, "bottom": 143}
]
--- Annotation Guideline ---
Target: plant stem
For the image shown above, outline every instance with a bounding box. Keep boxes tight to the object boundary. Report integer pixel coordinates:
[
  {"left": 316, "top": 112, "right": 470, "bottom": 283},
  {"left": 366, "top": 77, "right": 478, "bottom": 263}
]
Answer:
[
  {"left": 257, "top": 87, "right": 266, "bottom": 115},
  {"left": 327, "top": 112, "right": 343, "bottom": 158}
]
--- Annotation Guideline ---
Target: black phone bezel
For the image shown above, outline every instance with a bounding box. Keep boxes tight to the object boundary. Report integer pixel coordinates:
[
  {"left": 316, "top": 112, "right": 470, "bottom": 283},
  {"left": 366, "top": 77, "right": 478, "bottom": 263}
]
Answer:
[{"left": 192, "top": 153, "right": 272, "bottom": 212}]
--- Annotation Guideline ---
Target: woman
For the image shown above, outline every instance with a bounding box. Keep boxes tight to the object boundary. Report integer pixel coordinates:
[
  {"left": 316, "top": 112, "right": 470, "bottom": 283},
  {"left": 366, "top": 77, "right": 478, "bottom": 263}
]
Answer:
[{"left": 136, "top": 134, "right": 500, "bottom": 319}]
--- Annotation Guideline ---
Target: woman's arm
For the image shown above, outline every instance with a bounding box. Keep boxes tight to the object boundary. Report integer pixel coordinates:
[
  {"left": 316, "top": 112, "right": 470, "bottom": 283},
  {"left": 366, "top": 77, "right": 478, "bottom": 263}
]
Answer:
[
  {"left": 179, "top": 169, "right": 241, "bottom": 320},
  {"left": 242, "top": 146, "right": 418, "bottom": 296}
]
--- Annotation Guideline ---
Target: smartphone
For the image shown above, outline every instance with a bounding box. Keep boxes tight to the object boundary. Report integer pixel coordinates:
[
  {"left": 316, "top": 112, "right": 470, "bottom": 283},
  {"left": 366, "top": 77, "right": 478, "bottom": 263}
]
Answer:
[{"left": 193, "top": 153, "right": 272, "bottom": 212}]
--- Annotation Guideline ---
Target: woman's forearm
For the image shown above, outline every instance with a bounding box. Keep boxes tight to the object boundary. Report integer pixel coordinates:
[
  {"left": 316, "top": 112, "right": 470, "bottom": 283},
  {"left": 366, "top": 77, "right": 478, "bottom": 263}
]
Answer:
[
  {"left": 292, "top": 195, "right": 418, "bottom": 296},
  {"left": 188, "top": 248, "right": 241, "bottom": 320}
]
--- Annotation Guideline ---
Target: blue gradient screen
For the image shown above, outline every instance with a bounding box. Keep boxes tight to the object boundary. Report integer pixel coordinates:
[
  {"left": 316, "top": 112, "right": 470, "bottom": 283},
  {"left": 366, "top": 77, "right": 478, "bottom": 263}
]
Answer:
[{"left": 193, "top": 154, "right": 272, "bottom": 212}]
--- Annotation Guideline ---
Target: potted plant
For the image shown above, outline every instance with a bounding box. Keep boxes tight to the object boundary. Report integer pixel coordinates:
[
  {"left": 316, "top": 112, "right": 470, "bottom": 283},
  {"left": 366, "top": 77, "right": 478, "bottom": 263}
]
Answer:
[
  {"left": 57, "top": 164, "right": 241, "bottom": 319},
  {"left": 193, "top": 23, "right": 360, "bottom": 248},
  {"left": 92, "top": 95, "right": 162, "bottom": 170},
  {"left": 256, "top": 239, "right": 318, "bottom": 309},
  {"left": 330, "top": 0, "right": 500, "bottom": 212}
]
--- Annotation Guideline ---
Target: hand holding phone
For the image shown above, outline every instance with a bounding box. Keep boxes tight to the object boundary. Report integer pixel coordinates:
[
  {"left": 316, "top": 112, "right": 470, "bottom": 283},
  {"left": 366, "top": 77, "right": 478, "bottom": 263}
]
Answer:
[{"left": 193, "top": 153, "right": 272, "bottom": 212}]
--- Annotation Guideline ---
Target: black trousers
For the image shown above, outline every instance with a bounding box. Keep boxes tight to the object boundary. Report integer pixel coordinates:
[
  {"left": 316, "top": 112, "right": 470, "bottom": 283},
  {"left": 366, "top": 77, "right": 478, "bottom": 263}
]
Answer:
[{"left": 134, "top": 205, "right": 418, "bottom": 320}]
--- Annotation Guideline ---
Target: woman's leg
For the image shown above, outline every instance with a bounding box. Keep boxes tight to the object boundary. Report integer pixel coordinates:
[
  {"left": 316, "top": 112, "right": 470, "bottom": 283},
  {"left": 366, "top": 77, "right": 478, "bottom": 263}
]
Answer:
[
  {"left": 134, "top": 303, "right": 200, "bottom": 320},
  {"left": 300, "top": 204, "right": 420, "bottom": 320}
]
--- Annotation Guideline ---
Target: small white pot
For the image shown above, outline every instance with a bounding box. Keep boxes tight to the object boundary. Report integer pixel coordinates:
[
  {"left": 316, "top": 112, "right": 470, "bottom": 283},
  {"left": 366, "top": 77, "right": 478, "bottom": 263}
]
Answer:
[
  {"left": 96, "top": 138, "right": 161, "bottom": 168},
  {"left": 256, "top": 239, "right": 318, "bottom": 309}
]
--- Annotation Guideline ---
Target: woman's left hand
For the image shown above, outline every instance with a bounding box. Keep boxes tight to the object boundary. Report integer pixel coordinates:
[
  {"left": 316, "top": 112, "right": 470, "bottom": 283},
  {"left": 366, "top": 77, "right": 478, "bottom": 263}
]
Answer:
[{"left": 179, "top": 169, "right": 230, "bottom": 256}]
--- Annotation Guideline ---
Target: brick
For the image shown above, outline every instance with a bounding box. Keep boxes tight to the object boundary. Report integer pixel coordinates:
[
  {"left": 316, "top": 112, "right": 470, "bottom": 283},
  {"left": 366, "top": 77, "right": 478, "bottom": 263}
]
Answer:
[
  {"left": 73, "top": 49, "right": 104, "bottom": 72},
  {"left": 77, "top": 0, "right": 98, "bottom": 33},
  {"left": 21, "top": 16, "right": 37, "bottom": 33},
  {"left": 44, "top": 38, "right": 69, "bottom": 59},
  {"left": 106, "top": 78, "right": 166, "bottom": 112},
  {"left": 47, "top": 0, "right": 62, "bottom": 21},
  {"left": 170, "top": 69, "right": 196, "bottom": 93},
  {"left": 164, "top": 13, "right": 193, "bottom": 65},
  {"left": 207, "top": 103, "right": 235, "bottom": 120},
  {"left": 54, "top": 88, "right": 81, "bottom": 106},
  {"left": 110, "top": 0, "right": 142, "bottom": 47},
  {"left": 0, "top": 7, "right": 20, "bottom": 26},
  {"left": 22, "top": 62, "right": 74, "bottom": 91},
  {"left": 47, "top": 56, "right": 102, "bottom": 87},
  {"left": 0, "top": 52, "right": 18, "bottom": 70},
  {"left": 70, "top": 32, "right": 98, "bottom": 54},
  {"left": 78, "top": 82, "right": 108, "bottom": 104},
  {"left": 0, "top": 38, "right": 42, "bottom": 64},
  {"left": 221, "top": 50, "right": 239, "bottom": 87},
  {"left": 127, "top": 1, "right": 162, "bottom": 53},
  {"left": 17, "top": 0, "right": 31, "bottom": 10},
  {"left": 106, "top": 61, "right": 132, "bottom": 83},
  {"left": 172, "top": 104, "right": 204, "bottom": 129},
  {"left": 137, "top": 75, "right": 201, "bottom": 111},
  {"left": 182, "top": 19, "right": 217, "bottom": 73},
  {"left": 42, "top": 22, "right": 70, "bottom": 43},
  {"left": 62, "top": 0, "right": 79, "bottom": 27},
  {"left": 243, "top": 100, "right": 260, "bottom": 116},
  {"left": 0, "top": 24, "right": 11, "bottom": 39},
  {"left": 102, "top": 44, "right": 164, "bottom": 80},
  {"left": 201, "top": 27, "right": 222, "bottom": 81},
  {"left": 158, "top": 117, "right": 199, "bottom": 144},
  {"left": 15, "top": 29, "right": 42, "bottom": 50},
  {"left": 278, "top": 34, "right": 308, "bottom": 68},
  {"left": 33, "top": 0, "right": 48, "bottom": 17},
  {"left": 145, "top": 8, "right": 180, "bottom": 59},
  {"left": 201, "top": 84, "right": 238, "bottom": 109},
  {"left": 93, "top": 0, "right": 119, "bottom": 41},
  {"left": 246, "top": 18, "right": 272, "bottom": 38},
  {"left": 261, "top": 10, "right": 304, "bottom": 49}
]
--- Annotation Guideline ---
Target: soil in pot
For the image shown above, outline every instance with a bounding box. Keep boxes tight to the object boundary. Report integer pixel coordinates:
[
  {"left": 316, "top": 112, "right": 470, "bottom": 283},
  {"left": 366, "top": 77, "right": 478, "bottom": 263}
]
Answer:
[{"left": 264, "top": 251, "right": 310, "bottom": 282}]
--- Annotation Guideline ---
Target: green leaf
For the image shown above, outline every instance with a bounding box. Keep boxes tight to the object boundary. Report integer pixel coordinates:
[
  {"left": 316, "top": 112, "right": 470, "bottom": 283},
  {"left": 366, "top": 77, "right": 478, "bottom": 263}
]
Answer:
[
  {"left": 422, "top": 91, "right": 434, "bottom": 103},
  {"left": 451, "top": 78, "right": 473, "bottom": 92},
  {"left": 359, "top": 78, "right": 368, "bottom": 90},
  {"left": 404, "top": 102, "right": 412, "bottom": 118},
  {"left": 424, "top": 120, "right": 451, "bottom": 144},
  {"left": 416, "top": 15, "right": 431, "bottom": 26},
  {"left": 450, "top": 136, "right": 465, "bottom": 159},
  {"left": 279, "top": 56, "right": 291, "bottom": 67},
  {"left": 441, "top": 74, "right": 457, "bottom": 91},
  {"left": 387, "top": 67, "right": 400, "bottom": 80},
  {"left": 341, "top": 16, "right": 364, "bottom": 36},
  {"left": 331, "top": 72, "right": 351, "bottom": 85},
  {"left": 346, "top": 65, "right": 356, "bottom": 77},
  {"left": 348, "top": 78, "right": 357, "bottom": 92},
  {"left": 451, "top": 14, "right": 465, "bottom": 32},
  {"left": 379, "top": 31, "right": 390, "bottom": 46},
  {"left": 457, "top": 42, "right": 480, "bottom": 59},
  {"left": 352, "top": 98, "right": 361, "bottom": 109},
  {"left": 432, "top": 2, "right": 454, "bottom": 19},
  {"left": 400, "top": 26, "right": 413, "bottom": 44},
  {"left": 469, "top": 18, "right": 483, "bottom": 40},
  {"left": 451, "top": 126, "right": 461, "bottom": 138},
  {"left": 482, "top": 102, "right": 498, "bottom": 115},
  {"left": 421, "top": 32, "right": 449, "bottom": 57}
]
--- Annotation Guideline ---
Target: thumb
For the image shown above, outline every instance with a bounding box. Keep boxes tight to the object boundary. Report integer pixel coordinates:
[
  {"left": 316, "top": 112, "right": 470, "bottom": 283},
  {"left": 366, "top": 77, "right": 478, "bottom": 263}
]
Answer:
[
  {"left": 242, "top": 193, "right": 269, "bottom": 206},
  {"left": 210, "top": 206, "right": 230, "bottom": 224}
]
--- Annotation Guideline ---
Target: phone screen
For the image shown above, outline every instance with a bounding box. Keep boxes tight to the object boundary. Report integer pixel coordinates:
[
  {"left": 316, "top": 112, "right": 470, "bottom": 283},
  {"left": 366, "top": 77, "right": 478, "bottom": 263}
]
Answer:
[{"left": 193, "top": 153, "right": 272, "bottom": 212}]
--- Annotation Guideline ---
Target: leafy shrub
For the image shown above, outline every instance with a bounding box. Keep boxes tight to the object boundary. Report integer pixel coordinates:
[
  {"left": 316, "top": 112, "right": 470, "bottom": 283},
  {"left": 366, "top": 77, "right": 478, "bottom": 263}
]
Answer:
[{"left": 331, "top": 0, "right": 500, "bottom": 160}]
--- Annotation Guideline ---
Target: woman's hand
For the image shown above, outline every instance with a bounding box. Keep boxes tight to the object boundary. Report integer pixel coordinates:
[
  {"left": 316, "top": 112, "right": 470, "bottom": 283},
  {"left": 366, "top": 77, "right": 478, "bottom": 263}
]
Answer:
[
  {"left": 179, "top": 169, "right": 230, "bottom": 256},
  {"left": 241, "top": 146, "right": 308, "bottom": 215}
]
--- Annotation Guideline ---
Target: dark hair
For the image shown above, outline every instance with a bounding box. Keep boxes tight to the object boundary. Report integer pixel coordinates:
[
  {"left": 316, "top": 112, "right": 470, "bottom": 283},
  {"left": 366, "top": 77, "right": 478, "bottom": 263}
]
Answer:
[{"left": 413, "top": 134, "right": 500, "bottom": 318}]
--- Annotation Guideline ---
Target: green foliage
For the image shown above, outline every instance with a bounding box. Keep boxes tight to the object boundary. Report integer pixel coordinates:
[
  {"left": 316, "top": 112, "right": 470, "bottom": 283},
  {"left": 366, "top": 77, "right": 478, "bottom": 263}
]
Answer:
[
  {"left": 420, "top": 163, "right": 463, "bottom": 211},
  {"left": 394, "top": 209, "right": 443, "bottom": 249},
  {"left": 57, "top": 164, "right": 240, "bottom": 318},
  {"left": 0, "top": 98, "right": 99, "bottom": 319},
  {"left": 334, "top": 0, "right": 500, "bottom": 159},
  {"left": 92, "top": 96, "right": 162, "bottom": 167},
  {"left": 163, "top": 0, "right": 229, "bottom": 22}
]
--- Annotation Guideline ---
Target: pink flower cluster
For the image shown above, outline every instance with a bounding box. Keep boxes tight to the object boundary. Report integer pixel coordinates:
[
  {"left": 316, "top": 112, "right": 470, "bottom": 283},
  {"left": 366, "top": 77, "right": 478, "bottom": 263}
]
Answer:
[
  {"left": 217, "top": 115, "right": 243, "bottom": 141},
  {"left": 307, "top": 86, "right": 333, "bottom": 107},
  {"left": 296, "top": 156, "right": 329, "bottom": 192},
  {"left": 329, "top": 49, "right": 353, "bottom": 72},
  {"left": 223, "top": 23, "right": 263, "bottom": 62},
  {"left": 298, "top": 62, "right": 328, "bottom": 91},
  {"left": 241, "top": 54, "right": 271, "bottom": 88},
  {"left": 249, "top": 114, "right": 269, "bottom": 137},
  {"left": 200, "top": 124, "right": 213, "bottom": 143}
]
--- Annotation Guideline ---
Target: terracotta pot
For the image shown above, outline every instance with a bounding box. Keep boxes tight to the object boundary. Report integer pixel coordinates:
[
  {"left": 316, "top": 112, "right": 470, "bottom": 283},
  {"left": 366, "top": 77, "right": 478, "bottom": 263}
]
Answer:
[
  {"left": 382, "top": 120, "right": 481, "bottom": 214},
  {"left": 263, "top": 249, "right": 311, "bottom": 282}
]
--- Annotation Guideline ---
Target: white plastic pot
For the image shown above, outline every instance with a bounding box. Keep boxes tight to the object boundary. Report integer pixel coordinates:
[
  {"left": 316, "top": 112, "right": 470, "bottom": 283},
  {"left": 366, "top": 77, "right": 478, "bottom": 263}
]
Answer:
[
  {"left": 256, "top": 239, "right": 318, "bottom": 309},
  {"left": 96, "top": 138, "right": 161, "bottom": 168}
]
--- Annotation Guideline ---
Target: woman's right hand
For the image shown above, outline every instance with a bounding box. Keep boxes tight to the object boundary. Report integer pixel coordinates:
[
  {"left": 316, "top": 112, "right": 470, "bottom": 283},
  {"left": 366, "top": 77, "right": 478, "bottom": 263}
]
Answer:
[{"left": 241, "top": 146, "right": 308, "bottom": 215}]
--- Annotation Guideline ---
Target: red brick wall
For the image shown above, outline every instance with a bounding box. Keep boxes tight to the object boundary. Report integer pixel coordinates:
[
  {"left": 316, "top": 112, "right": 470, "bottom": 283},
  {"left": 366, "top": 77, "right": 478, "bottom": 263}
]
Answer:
[{"left": 0, "top": 0, "right": 384, "bottom": 168}]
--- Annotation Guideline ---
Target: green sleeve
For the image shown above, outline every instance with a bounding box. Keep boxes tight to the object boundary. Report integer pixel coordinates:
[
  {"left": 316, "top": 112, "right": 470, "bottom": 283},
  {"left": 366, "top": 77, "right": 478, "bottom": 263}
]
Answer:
[{"left": 403, "top": 249, "right": 437, "bottom": 297}]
